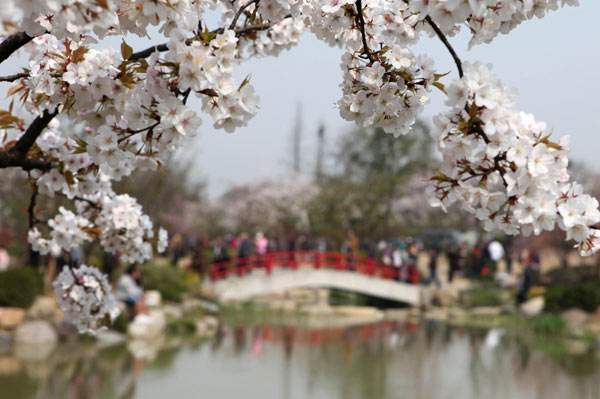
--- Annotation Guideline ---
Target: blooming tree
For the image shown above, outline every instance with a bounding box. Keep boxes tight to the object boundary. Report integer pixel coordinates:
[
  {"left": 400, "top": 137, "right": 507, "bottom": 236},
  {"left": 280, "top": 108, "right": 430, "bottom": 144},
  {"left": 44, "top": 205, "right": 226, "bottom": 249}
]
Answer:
[{"left": 0, "top": 0, "right": 590, "bottom": 331}]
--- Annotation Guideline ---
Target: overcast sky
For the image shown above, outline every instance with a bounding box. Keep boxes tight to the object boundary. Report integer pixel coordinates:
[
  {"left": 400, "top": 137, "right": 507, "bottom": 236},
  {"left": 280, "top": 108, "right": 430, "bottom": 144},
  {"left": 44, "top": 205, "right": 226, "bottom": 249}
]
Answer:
[{"left": 2, "top": 3, "right": 599, "bottom": 197}]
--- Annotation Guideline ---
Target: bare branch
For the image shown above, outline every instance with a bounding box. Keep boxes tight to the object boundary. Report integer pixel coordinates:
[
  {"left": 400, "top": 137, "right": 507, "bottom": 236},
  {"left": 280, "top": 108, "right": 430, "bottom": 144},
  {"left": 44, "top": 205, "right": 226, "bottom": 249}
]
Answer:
[
  {"left": 129, "top": 43, "right": 170, "bottom": 61},
  {"left": 355, "top": 0, "right": 375, "bottom": 64},
  {"left": 229, "top": 0, "right": 260, "bottom": 30},
  {"left": 10, "top": 109, "right": 58, "bottom": 159},
  {"left": 0, "top": 72, "right": 28, "bottom": 82},
  {"left": 0, "top": 31, "right": 34, "bottom": 64},
  {"left": 424, "top": 15, "right": 463, "bottom": 78},
  {"left": 0, "top": 152, "right": 55, "bottom": 171},
  {"left": 28, "top": 183, "right": 38, "bottom": 229}
]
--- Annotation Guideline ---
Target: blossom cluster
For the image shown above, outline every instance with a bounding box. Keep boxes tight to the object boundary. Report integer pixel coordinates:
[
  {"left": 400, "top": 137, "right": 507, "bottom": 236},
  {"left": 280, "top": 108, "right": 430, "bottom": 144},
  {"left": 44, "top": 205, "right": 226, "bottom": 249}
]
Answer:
[
  {"left": 429, "top": 62, "right": 600, "bottom": 255},
  {"left": 23, "top": 122, "right": 166, "bottom": 264},
  {"left": 408, "top": 0, "right": 579, "bottom": 47},
  {"left": 53, "top": 264, "right": 121, "bottom": 334},
  {"left": 0, "top": 0, "right": 590, "bottom": 332}
]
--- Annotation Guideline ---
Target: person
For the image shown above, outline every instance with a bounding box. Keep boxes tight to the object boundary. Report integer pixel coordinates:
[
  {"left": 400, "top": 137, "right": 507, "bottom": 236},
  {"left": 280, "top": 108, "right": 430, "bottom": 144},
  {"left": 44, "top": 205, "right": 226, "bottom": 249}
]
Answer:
[
  {"left": 426, "top": 248, "right": 440, "bottom": 287},
  {"left": 487, "top": 239, "right": 505, "bottom": 274},
  {"left": 392, "top": 244, "right": 403, "bottom": 280},
  {"left": 237, "top": 232, "right": 251, "bottom": 274},
  {"left": 347, "top": 230, "right": 359, "bottom": 271},
  {"left": 212, "top": 236, "right": 230, "bottom": 264},
  {"left": 116, "top": 264, "right": 146, "bottom": 317},
  {"left": 447, "top": 245, "right": 460, "bottom": 284},
  {"left": 516, "top": 252, "right": 538, "bottom": 304},
  {"left": 255, "top": 231, "right": 268, "bottom": 256},
  {"left": 0, "top": 247, "right": 9, "bottom": 271}
]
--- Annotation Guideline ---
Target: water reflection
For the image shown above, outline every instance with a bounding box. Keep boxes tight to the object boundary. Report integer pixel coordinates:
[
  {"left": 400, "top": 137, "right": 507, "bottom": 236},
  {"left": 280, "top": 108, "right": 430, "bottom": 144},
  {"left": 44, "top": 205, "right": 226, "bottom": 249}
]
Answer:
[{"left": 2, "top": 317, "right": 600, "bottom": 399}]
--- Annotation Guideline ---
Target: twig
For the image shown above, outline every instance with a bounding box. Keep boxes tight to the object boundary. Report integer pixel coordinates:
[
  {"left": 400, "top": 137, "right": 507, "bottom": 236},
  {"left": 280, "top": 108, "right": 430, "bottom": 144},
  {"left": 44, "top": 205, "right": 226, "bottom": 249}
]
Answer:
[
  {"left": 424, "top": 15, "right": 463, "bottom": 78},
  {"left": 229, "top": 0, "right": 260, "bottom": 30},
  {"left": 355, "top": 0, "right": 375, "bottom": 63},
  {"left": 73, "top": 195, "right": 102, "bottom": 210},
  {"left": 0, "top": 72, "right": 29, "bottom": 82},
  {"left": 28, "top": 183, "right": 38, "bottom": 229}
]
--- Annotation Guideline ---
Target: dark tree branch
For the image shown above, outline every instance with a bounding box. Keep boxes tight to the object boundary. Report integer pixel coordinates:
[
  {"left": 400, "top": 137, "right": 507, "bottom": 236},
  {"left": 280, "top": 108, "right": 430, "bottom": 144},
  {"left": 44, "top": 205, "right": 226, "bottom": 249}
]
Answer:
[
  {"left": 28, "top": 183, "right": 38, "bottom": 229},
  {"left": 0, "top": 31, "right": 34, "bottom": 65},
  {"left": 10, "top": 109, "right": 58, "bottom": 159},
  {"left": 0, "top": 152, "right": 55, "bottom": 171},
  {"left": 72, "top": 195, "right": 102, "bottom": 210},
  {"left": 0, "top": 72, "right": 29, "bottom": 82},
  {"left": 424, "top": 15, "right": 463, "bottom": 78},
  {"left": 229, "top": 0, "right": 259, "bottom": 30},
  {"left": 129, "top": 43, "right": 170, "bottom": 61},
  {"left": 355, "top": 0, "right": 375, "bottom": 64}
]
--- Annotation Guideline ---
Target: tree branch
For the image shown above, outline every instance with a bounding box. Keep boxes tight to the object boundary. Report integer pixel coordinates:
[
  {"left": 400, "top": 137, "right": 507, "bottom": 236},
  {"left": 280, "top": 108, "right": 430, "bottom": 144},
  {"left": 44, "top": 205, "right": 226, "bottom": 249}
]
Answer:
[
  {"left": 229, "top": 0, "right": 260, "bottom": 30},
  {"left": 0, "top": 72, "right": 29, "bottom": 82},
  {"left": 28, "top": 183, "right": 38, "bottom": 229},
  {"left": 424, "top": 15, "right": 463, "bottom": 78},
  {"left": 0, "top": 31, "right": 34, "bottom": 65},
  {"left": 10, "top": 109, "right": 58, "bottom": 159},
  {"left": 355, "top": 0, "right": 375, "bottom": 64},
  {"left": 0, "top": 152, "right": 55, "bottom": 171}
]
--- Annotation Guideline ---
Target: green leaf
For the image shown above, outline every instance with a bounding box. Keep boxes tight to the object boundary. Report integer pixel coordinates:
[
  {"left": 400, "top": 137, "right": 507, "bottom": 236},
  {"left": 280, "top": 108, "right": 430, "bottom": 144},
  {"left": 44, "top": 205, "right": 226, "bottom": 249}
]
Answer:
[
  {"left": 432, "top": 81, "right": 446, "bottom": 95},
  {"left": 121, "top": 40, "right": 133, "bottom": 60}
]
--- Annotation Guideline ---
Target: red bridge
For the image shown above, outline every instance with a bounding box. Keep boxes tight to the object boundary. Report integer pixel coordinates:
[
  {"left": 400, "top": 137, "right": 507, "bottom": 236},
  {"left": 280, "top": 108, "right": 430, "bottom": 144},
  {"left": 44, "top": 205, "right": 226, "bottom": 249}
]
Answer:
[{"left": 209, "top": 251, "right": 420, "bottom": 285}]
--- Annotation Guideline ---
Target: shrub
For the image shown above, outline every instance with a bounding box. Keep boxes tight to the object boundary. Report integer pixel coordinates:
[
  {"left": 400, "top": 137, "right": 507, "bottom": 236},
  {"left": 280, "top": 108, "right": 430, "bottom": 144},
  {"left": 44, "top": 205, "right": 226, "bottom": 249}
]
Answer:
[
  {"left": 140, "top": 263, "right": 188, "bottom": 303},
  {"left": 544, "top": 266, "right": 599, "bottom": 286},
  {"left": 530, "top": 314, "right": 567, "bottom": 335},
  {"left": 0, "top": 266, "right": 44, "bottom": 308},
  {"left": 544, "top": 282, "right": 600, "bottom": 313},
  {"left": 462, "top": 287, "right": 504, "bottom": 308},
  {"left": 111, "top": 313, "right": 129, "bottom": 333}
]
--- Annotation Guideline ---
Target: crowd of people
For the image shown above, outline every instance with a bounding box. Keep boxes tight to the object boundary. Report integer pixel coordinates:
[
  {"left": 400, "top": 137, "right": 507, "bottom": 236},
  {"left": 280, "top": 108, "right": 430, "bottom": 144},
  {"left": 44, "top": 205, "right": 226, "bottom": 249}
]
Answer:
[{"left": 164, "top": 230, "right": 541, "bottom": 304}]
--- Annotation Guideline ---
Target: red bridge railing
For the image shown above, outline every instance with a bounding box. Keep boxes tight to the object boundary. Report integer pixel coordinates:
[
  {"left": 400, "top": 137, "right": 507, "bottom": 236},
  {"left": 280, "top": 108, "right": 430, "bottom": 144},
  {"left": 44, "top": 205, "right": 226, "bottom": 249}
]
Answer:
[{"left": 208, "top": 251, "right": 419, "bottom": 285}]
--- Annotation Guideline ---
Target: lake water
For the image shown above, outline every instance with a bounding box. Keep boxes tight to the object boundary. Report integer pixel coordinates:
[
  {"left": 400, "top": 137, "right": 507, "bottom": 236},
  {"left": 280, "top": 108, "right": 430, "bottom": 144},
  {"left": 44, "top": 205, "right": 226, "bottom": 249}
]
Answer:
[{"left": 2, "top": 316, "right": 600, "bottom": 399}]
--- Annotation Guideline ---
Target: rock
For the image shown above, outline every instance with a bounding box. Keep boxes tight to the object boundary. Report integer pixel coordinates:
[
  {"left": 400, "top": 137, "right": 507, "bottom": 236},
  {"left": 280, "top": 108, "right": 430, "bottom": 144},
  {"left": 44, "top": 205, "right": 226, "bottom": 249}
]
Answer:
[
  {"left": 127, "top": 310, "right": 166, "bottom": 340},
  {"left": 471, "top": 306, "right": 503, "bottom": 316},
  {"left": 181, "top": 298, "right": 205, "bottom": 313},
  {"left": 145, "top": 290, "right": 162, "bottom": 307},
  {"left": 384, "top": 309, "right": 410, "bottom": 321},
  {"left": 519, "top": 296, "right": 544, "bottom": 317},
  {"left": 561, "top": 308, "right": 589, "bottom": 330},
  {"left": 0, "top": 356, "right": 21, "bottom": 376},
  {"left": 162, "top": 304, "right": 183, "bottom": 320},
  {"left": 333, "top": 306, "right": 383, "bottom": 318},
  {"left": 128, "top": 336, "right": 165, "bottom": 360},
  {"left": 27, "top": 296, "right": 61, "bottom": 322},
  {"left": 0, "top": 356, "right": 21, "bottom": 375},
  {"left": 14, "top": 320, "right": 58, "bottom": 346},
  {"left": 563, "top": 338, "right": 591, "bottom": 356},
  {"left": 195, "top": 316, "right": 219, "bottom": 338},
  {"left": 424, "top": 307, "right": 448, "bottom": 321},
  {"left": 0, "top": 307, "right": 26, "bottom": 330},
  {"left": 13, "top": 321, "right": 58, "bottom": 362},
  {"left": 0, "top": 332, "right": 12, "bottom": 352},
  {"left": 432, "top": 289, "right": 460, "bottom": 307},
  {"left": 55, "top": 321, "right": 79, "bottom": 341},
  {"left": 95, "top": 330, "right": 127, "bottom": 347},
  {"left": 299, "top": 304, "right": 334, "bottom": 316}
]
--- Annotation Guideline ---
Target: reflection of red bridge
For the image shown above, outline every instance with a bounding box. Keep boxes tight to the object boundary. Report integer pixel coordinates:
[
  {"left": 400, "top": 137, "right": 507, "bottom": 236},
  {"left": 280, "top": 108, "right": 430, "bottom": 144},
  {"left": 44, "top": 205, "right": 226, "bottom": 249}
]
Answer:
[
  {"left": 207, "top": 251, "right": 423, "bottom": 305},
  {"left": 209, "top": 251, "right": 419, "bottom": 284},
  {"left": 232, "top": 320, "right": 420, "bottom": 347}
]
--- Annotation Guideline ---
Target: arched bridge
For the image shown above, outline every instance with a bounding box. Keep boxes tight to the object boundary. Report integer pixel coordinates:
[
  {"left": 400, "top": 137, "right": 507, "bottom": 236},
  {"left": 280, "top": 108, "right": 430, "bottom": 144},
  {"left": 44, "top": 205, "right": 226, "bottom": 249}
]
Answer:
[{"left": 206, "top": 251, "right": 423, "bottom": 306}]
